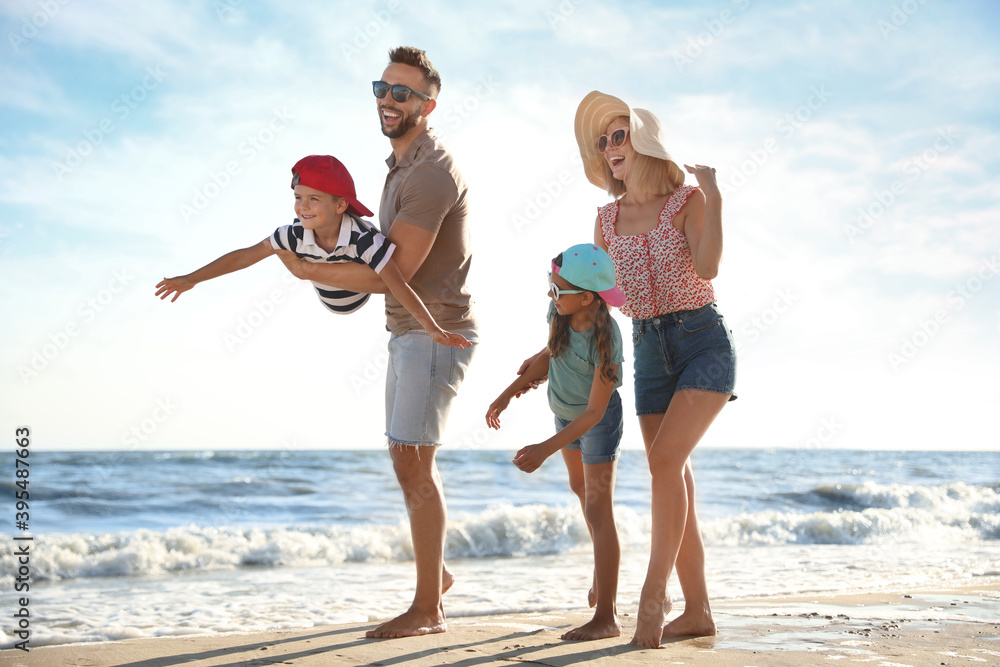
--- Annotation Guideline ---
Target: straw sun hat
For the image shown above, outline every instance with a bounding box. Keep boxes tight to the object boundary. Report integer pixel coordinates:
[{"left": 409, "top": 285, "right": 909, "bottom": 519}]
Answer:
[{"left": 574, "top": 90, "right": 683, "bottom": 191}]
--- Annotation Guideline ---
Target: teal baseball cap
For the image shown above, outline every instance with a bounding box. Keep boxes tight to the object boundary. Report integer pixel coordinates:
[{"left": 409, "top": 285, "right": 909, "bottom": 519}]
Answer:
[{"left": 552, "top": 243, "right": 626, "bottom": 307}]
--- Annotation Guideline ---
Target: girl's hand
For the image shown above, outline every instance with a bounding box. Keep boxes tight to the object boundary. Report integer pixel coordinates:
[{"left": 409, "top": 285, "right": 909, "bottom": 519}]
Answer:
[
  {"left": 486, "top": 395, "right": 511, "bottom": 430},
  {"left": 512, "top": 443, "right": 552, "bottom": 473},
  {"left": 514, "top": 353, "right": 547, "bottom": 398},
  {"left": 684, "top": 164, "right": 721, "bottom": 200},
  {"left": 430, "top": 329, "right": 471, "bottom": 349},
  {"left": 155, "top": 276, "right": 195, "bottom": 302},
  {"left": 274, "top": 249, "right": 311, "bottom": 279}
]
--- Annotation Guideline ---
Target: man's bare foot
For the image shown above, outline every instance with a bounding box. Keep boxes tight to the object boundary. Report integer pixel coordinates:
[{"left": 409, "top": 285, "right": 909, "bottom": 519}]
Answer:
[
  {"left": 365, "top": 608, "right": 446, "bottom": 639},
  {"left": 442, "top": 565, "right": 455, "bottom": 595},
  {"left": 561, "top": 615, "right": 621, "bottom": 641},
  {"left": 662, "top": 608, "right": 716, "bottom": 638},
  {"left": 629, "top": 591, "right": 667, "bottom": 649}
]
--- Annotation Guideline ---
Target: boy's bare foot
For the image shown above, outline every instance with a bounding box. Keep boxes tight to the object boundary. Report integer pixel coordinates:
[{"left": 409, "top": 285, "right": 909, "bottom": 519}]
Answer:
[
  {"left": 365, "top": 608, "right": 446, "bottom": 639},
  {"left": 561, "top": 615, "right": 621, "bottom": 641},
  {"left": 662, "top": 607, "right": 716, "bottom": 638},
  {"left": 629, "top": 590, "right": 667, "bottom": 649}
]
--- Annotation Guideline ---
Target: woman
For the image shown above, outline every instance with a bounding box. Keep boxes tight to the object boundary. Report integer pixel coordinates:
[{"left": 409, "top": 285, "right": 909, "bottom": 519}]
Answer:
[{"left": 574, "top": 91, "right": 737, "bottom": 649}]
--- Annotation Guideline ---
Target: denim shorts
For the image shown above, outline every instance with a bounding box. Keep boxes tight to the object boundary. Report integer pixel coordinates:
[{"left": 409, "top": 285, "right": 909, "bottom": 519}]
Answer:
[
  {"left": 385, "top": 328, "right": 478, "bottom": 447},
  {"left": 632, "top": 303, "right": 737, "bottom": 415},
  {"left": 554, "top": 390, "right": 623, "bottom": 464}
]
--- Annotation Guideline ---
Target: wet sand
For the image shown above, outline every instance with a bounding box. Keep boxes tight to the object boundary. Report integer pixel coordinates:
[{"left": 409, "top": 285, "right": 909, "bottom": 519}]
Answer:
[{"left": 6, "top": 580, "right": 998, "bottom": 666}]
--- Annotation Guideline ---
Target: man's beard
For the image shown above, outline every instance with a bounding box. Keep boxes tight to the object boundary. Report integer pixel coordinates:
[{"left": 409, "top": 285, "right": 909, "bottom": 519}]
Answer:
[{"left": 380, "top": 105, "right": 420, "bottom": 139}]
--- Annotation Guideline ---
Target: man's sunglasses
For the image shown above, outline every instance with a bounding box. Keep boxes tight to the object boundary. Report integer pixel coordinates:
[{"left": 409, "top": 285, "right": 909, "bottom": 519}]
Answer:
[
  {"left": 372, "top": 80, "right": 431, "bottom": 103},
  {"left": 598, "top": 128, "right": 628, "bottom": 153}
]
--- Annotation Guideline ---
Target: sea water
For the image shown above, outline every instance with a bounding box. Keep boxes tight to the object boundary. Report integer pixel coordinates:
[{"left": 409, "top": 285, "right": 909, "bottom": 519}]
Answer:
[{"left": 1, "top": 448, "right": 998, "bottom": 647}]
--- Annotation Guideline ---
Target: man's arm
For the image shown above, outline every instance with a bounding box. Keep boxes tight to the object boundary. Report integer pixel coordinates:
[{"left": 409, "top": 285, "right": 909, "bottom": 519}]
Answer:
[
  {"left": 274, "top": 219, "right": 437, "bottom": 293},
  {"left": 379, "top": 258, "right": 470, "bottom": 349}
]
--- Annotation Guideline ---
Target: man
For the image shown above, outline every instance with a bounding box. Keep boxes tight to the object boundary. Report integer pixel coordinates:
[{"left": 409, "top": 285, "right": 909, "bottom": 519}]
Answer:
[{"left": 276, "top": 46, "right": 476, "bottom": 638}]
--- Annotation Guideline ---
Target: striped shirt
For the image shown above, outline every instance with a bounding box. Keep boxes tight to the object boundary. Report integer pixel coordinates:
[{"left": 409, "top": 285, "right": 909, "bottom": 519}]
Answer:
[{"left": 270, "top": 213, "right": 395, "bottom": 314}]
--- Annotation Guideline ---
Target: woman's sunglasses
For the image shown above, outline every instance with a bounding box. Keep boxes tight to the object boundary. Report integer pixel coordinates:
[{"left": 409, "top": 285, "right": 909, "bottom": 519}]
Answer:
[
  {"left": 598, "top": 128, "right": 628, "bottom": 153},
  {"left": 372, "top": 80, "right": 431, "bottom": 103}
]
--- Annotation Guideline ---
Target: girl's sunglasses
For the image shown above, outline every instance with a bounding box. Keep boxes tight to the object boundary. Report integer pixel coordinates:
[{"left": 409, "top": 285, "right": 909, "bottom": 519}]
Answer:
[
  {"left": 372, "top": 80, "right": 431, "bottom": 103},
  {"left": 598, "top": 128, "right": 628, "bottom": 153},
  {"left": 548, "top": 272, "right": 586, "bottom": 300}
]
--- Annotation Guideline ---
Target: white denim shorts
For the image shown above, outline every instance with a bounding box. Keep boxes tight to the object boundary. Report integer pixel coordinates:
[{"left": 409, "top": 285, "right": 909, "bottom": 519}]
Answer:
[{"left": 385, "top": 328, "right": 478, "bottom": 447}]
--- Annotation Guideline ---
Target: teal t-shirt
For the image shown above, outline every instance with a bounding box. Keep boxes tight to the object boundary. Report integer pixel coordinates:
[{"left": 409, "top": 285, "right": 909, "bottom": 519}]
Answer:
[{"left": 546, "top": 301, "right": 624, "bottom": 421}]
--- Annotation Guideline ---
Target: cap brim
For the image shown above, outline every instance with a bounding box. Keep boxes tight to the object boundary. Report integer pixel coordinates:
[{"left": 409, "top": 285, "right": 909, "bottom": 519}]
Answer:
[
  {"left": 348, "top": 200, "right": 374, "bottom": 218},
  {"left": 599, "top": 287, "right": 627, "bottom": 308}
]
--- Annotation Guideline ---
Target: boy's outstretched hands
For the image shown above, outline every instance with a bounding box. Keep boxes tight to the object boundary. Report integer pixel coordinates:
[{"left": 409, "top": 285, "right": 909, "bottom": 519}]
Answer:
[
  {"left": 430, "top": 329, "right": 471, "bottom": 349},
  {"left": 155, "top": 276, "right": 195, "bottom": 302}
]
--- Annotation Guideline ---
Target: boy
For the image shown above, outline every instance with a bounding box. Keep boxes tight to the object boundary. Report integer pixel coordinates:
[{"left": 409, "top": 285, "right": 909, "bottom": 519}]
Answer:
[{"left": 155, "top": 155, "right": 470, "bottom": 349}]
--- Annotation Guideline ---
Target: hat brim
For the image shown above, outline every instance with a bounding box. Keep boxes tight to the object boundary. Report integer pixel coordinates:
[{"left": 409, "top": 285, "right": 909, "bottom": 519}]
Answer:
[
  {"left": 575, "top": 91, "right": 632, "bottom": 191},
  {"left": 574, "top": 91, "right": 680, "bottom": 191}
]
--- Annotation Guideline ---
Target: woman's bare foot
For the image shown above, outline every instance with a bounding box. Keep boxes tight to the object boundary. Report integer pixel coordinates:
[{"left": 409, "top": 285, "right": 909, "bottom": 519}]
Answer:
[
  {"left": 587, "top": 569, "right": 597, "bottom": 608},
  {"left": 561, "top": 614, "right": 621, "bottom": 641},
  {"left": 365, "top": 608, "right": 446, "bottom": 639},
  {"left": 630, "top": 590, "right": 667, "bottom": 649}
]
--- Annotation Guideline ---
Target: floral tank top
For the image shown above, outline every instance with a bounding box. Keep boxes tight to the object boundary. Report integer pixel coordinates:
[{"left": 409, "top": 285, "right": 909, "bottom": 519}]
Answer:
[{"left": 599, "top": 185, "right": 716, "bottom": 319}]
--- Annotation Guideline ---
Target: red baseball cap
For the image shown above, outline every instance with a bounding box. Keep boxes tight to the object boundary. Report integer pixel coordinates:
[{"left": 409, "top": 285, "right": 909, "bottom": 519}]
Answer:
[{"left": 290, "top": 155, "right": 374, "bottom": 218}]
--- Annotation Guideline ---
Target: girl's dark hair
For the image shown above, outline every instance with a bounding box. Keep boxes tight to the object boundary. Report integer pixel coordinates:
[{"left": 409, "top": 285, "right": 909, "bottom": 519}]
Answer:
[{"left": 547, "top": 253, "right": 619, "bottom": 385}]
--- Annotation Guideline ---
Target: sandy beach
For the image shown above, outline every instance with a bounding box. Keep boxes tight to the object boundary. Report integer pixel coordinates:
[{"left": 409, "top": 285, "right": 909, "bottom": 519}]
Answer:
[{"left": 7, "top": 580, "right": 998, "bottom": 666}]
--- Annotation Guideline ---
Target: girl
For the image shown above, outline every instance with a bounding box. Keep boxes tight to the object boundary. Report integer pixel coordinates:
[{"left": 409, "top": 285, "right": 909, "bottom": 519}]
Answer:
[
  {"left": 486, "top": 243, "right": 626, "bottom": 642},
  {"left": 574, "top": 91, "right": 738, "bottom": 648}
]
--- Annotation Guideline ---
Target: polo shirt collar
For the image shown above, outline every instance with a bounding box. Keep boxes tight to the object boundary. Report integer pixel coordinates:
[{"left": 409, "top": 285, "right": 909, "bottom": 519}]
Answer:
[
  {"left": 297, "top": 213, "right": 353, "bottom": 255},
  {"left": 385, "top": 129, "right": 436, "bottom": 170}
]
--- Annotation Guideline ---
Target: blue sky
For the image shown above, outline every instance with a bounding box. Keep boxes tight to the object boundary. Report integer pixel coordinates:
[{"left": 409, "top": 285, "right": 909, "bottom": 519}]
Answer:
[{"left": 1, "top": 0, "right": 998, "bottom": 451}]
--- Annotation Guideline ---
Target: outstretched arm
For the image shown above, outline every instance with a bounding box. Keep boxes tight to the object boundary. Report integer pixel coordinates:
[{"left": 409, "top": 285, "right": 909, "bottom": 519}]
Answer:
[
  {"left": 486, "top": 349, "right": 551, "bottom": 430},
  {"left": 156, "top": 239, "right": 275, "bottom": 302},
  {"left": 378, "top": 258, "right": 470, "bottom": 349},
  {"left": 512, "top": 364, "right": 618, "bottom": 473}
]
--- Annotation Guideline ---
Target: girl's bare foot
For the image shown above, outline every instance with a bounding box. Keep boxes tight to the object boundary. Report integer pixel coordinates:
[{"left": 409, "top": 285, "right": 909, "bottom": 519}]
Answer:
[
  {"left": 662, "top": 604, "right": 716, "bottom": 638},
  {"left": 442, "top": 565, "right": 455, "bottom": 595},
  {"left": 561, "top": 614, "right": 621, "bottom": 641}
]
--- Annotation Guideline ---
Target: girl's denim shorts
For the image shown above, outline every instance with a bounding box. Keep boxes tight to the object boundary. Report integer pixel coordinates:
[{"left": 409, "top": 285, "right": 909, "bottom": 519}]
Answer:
[
  {"left": 632, "top": 303, "right": 737, "bottom": 415},
  {"left": 554, "top": 389, "right": 623, "bottom": 465}
]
